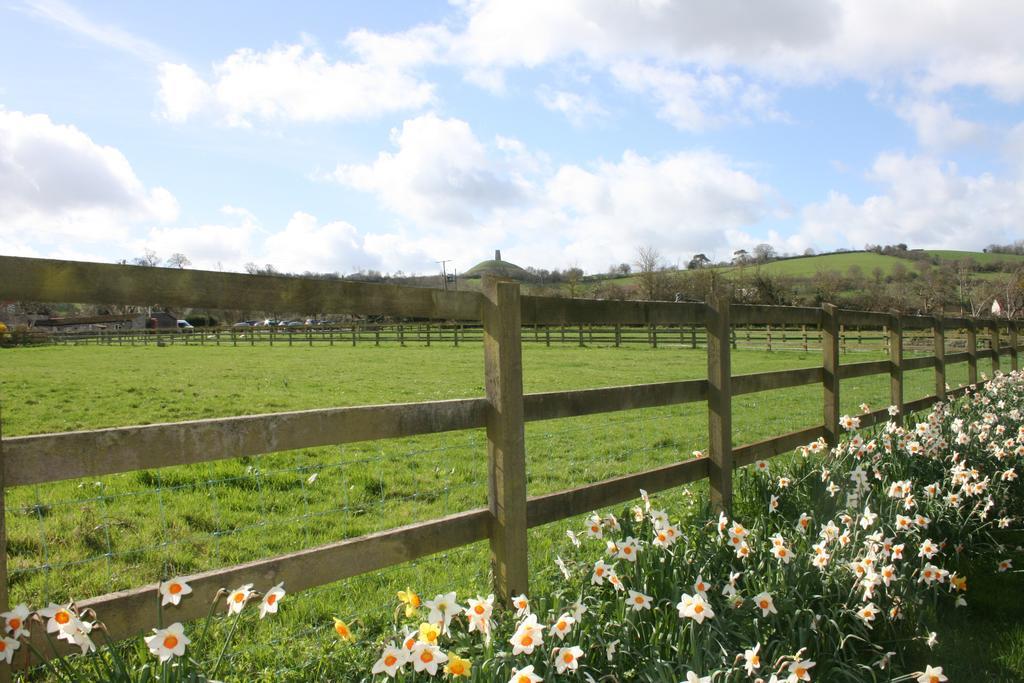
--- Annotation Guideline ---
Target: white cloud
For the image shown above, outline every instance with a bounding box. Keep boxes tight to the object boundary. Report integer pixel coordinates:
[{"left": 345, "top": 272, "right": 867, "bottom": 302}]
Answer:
[
  {"left": 537, "top": 86, "right": 608, "bottom": 127},
  {"left": 157, "top": 63, "right": 210, "bottom": 123},
  {"left": 0, "top": 108, "right": 178, "bottom": 245},
  {"left": 541, "top": 150, "right": 776, "bottom": 266},
  {"left": 157, "top": 44, "right": 435, "bottom": 126},
  {"left": 262, "top": 212, "right": 379, "bottom": 274},
  {"left": 895, "top": 100, "right": 984, "bottom": 151},
  {"left": 20, "top": 0, "right": 167, "bottom": 62},
  {"left": 324, "top": 114, "right": 778, "bottom": 270},
  {"left": 326, "top": 113, "right": 531, "bottom": 226},
  {"left": 801, "top": 152, "right": 1024, "bottom": 250}
]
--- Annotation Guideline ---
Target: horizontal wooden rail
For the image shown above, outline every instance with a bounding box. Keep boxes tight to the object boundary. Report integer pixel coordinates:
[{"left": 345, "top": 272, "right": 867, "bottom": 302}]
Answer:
[
  {"left": 902, "top": 355, "right": 937, "bottom": 371},
  {"left": 731, "top": 367, "right": 822, "bottom": 395},
  {"left": 523, "top": 379, "right": 707, "bottom": 421},
  {"left": 4, "top": 399, "right": 490, "bottom": 486},
  {"left": 835, "top": 309, "right": 890, "bottom": 326},
  {"left": 0, "top": 256, "right": 484, "bottom": 321},
  {"left": 519, "top": 295, "right": 705, "bottom": 326},
  {"left": 6, "top": 379, "right": 715, "bottom": 486},
  {"left": 838, "top": 359, "right": 891, "bottom": 380},
  {"left": 733, "top": 425, "right": 827, "bottom": 468},
  {"left": 730, "top": 304, "right": 819, "bottom": 325},
  {"left": 904, "top": 395, "right": 940, "bottom": 414},
  {"left": 526, "top": 458, "right": 709, "bottom": 527},
  {"left": 32, "top": 507, "right": 493, "bottom": 657},
  {"left": 944, "top": 351, "right": 971, "bottom": 364}
]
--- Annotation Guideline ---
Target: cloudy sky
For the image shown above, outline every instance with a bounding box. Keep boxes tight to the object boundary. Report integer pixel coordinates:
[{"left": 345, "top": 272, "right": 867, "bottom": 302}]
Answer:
[{"left": 3, "top": 0, "right": 1024, "bottom": 276}]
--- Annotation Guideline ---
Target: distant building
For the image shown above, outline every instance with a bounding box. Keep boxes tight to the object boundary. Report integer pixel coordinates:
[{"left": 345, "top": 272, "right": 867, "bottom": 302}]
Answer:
[
  {"left": 33, "top": 312, "right": 179, "bottom": 333},
  {"left": 463, "top": 250, "right": 531, "bottom": 281}
]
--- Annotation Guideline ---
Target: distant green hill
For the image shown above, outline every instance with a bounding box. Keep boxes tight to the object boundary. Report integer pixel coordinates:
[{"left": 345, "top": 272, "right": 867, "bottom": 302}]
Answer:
[{"left": 725, "top": 252, "right": 909, "bottom": 277}]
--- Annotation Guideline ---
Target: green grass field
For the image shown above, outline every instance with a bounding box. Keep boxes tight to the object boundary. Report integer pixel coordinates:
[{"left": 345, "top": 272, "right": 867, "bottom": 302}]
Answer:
[{"left": 0, "top": 343, "right": 1012, "bottom": 680}]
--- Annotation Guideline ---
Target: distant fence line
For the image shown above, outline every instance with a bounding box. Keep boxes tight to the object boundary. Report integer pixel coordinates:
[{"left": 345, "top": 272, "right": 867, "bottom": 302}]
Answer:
[
  {"left": 0, "top": 254, "right": 1021, "bottom": 676},
  {"left": 21, "top": 321, "right": 999, "bottom": 354}
]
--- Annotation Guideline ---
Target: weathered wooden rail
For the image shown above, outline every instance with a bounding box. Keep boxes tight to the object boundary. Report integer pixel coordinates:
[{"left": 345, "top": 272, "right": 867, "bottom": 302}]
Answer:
[{"left": 0, "top": 254, "right": 1020, "bottom": 667}]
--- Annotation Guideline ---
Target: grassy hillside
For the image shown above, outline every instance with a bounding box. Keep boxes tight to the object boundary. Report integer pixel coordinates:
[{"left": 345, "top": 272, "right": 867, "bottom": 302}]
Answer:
[{"left": 726, "top": 251, "right": 910, "bottom": 277}]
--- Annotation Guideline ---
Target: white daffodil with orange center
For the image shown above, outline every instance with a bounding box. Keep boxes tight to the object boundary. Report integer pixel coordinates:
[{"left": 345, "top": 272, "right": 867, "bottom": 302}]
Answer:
[
  {"left": 410, "top": 641, "right": 447, "bottom": 676},
  {"left": 585, "top": 514, "right": 603, "bottom": 539},
  {"left": 144, "top": 622, "right": 189, "bottom": 663},
  {"left": 548, "top": 613, "right": 574, "bottom": 640},
  {"left": 789, "top": 659, "right": 816, "bottom": 681},
  {"left": 259, "top": 582, "right": 285, "bottom": 619},
  {"left": 917, "top": 665, "right": 947, "bottom": 683},
  {"left": 226, "top": 583, "right": 254, "bottom": 614},
  {"left": 159, "top": 578, "right": 192, "bottom": 607},
  {"left": 39, "top": 603, "right": 78, "bottom": 635},
  {"left": 772, "top": 544, "right": 794, "bottom": 564},
  {"left": 0, "top": 635, "right": 19, "bottom": 665},
  {"left": 1, "top": 604, "right": 29, "bottom": 639},
  {"left": 371, "top": 645, "right": 407, "bottom": 678},
  {"left": 918, "top": 539, "right": 939, "bottom": 559},
  {"left": 511, "top": 594, "right": 530, "bottom": 617},
  {"left": 616, "top": 536, "right": 639, "bottom": 562},
  {"left": 858, "top": 602, "right": 880, "bottom": 627},
  {"left": 743, "top": 643, "right": 761, "bottom": 675},
  {"left": 510, "top": 614, "right": 543, "bottom": 654},
  {"left": 555, "top": 645, "right": 583, "bottom": 674},
  {"left": 627, "top": 590, "right": 652, "bottom": 611},
  {"left": 591, "top": 559, "right": 611, "bottom": 585},
  {"left": 608, "top": 572, "right": 625, "bottom": 592},
  {"left": 509, "top": 665, "right": 543, "bottom": 683},
  {"left": 678, "top": 593, "right": 714, "bottom": 623},
  {"left": 753, "top": 592, "right": 777, "bottom": 617},
  {"left": 693, "top": 575, "right": 710, "bottom": 597},
  {"left": 424, "top": 592, "right": 462, "bottom": 634}
]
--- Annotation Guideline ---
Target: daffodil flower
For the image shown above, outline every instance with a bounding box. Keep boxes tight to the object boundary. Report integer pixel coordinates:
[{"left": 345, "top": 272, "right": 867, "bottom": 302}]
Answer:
[
  {"left": 226, "top": 583, "right": 254, "bottom": 614},
  {"left": 509, "top": 665, "right": 543, "bottom": 683},
  {"left": 444, "top": 652, "right": 472, "bottom": 677},
  {"left": 259, "top": 582, "right": 285, "bottom": 619},
  {"left": 144, "top": 622, "right": 189, "bottom": 662},
  {"left": 333, "top": 618, "right": 354, "bottom": 641},
  {"left": 1, "top": 604, "right": 30, "bottom": 639},
  {"left": 0, "top": 635, "right": 19, "bottom": 664},
  {"left": 159, "top": 578, "right": 192, "bottom": 606},
  {"left": 371, "top": 645, "right": 407, "bottom": 678},
  {"left": 555, "top": 646, "right": 583, "bottom": 674}
]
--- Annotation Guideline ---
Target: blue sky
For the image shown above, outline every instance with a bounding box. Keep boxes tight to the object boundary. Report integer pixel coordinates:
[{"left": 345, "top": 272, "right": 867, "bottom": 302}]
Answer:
[{"left": 2, "top": 1, "right": 1023, "bottom": 276}]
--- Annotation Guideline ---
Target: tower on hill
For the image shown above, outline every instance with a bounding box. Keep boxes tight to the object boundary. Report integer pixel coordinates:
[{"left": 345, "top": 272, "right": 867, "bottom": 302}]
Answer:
[{"left": 463, "top": 249, "right": 530, "bottom": 281}]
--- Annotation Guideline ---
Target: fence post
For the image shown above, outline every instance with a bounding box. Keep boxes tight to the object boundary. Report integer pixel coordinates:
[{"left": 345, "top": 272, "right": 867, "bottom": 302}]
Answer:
[
  {"left": 0, "top": 409, "right": 8, "bottom": 683},
  {"left": 933, "top": 316, "right": 946, "bottom": 399},
  {"left": 822, "top": 304, "right": 841, "bottom": 447},
  {"left": 889, "top": 313, "right": 904, "bottom": 415},
  {"left": 482, "top": 276, "right": 529, "bottom": 602},
  {"left": 706, "top": 294, "right": 733, "bottom": 515},
  {"left": 966, "top": 321, "right": 978, "bottom": 385},
  {"left": 991, "top": 322, "right": 1001, "bottom": 374},
  {"left": 1010, "top": 321, "right": 1019, "bottom": 371},
  {"left": 766, "top": 323, "right": 772, "bottom": 352},
  {"left": 614, "top": 324, "right": 621, "bottom": 347}
]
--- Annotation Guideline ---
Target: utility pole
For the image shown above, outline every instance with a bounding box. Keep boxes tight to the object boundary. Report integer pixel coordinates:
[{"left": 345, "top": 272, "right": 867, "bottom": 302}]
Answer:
[{"left": 437, "top": 260, "right": 452, "bottom": 291}]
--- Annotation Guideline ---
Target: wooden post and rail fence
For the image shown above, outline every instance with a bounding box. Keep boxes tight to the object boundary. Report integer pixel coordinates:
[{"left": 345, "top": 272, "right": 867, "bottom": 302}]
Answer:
[
  {"left": 0, "top": 255, "right": 1020, "bottom": 669},
  {"left": 28, "top": 321, "right": 985, "bottom": 354}
]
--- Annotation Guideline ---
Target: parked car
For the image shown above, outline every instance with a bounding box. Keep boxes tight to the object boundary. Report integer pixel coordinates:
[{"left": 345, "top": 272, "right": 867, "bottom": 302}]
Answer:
[{"left": 176, "top": 320, "right": 194, "bottom": 332}]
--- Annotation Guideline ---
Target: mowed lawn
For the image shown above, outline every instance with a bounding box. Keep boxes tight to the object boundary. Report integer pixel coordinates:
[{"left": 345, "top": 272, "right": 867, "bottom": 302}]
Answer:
[{"left": 0, "top": 342, "right": 1005, "bottom": 680}]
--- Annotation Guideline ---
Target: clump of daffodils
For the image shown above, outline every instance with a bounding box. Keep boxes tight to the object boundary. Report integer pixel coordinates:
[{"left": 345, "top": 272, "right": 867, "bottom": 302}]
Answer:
[{"left": 367, "top": 371, "right": 1024, "bottom": 681}]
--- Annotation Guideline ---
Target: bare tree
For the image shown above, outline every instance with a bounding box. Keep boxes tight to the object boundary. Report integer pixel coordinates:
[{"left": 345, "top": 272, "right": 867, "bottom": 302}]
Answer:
[
  {"left": 133, "top": 249, "right": 160, "bottom": 267},
  {"left": 634, "top": 246, "right": 668, "bottom": 301},
  {"left": 166, "top": 253, "right": 192, "bottom": 269}
]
